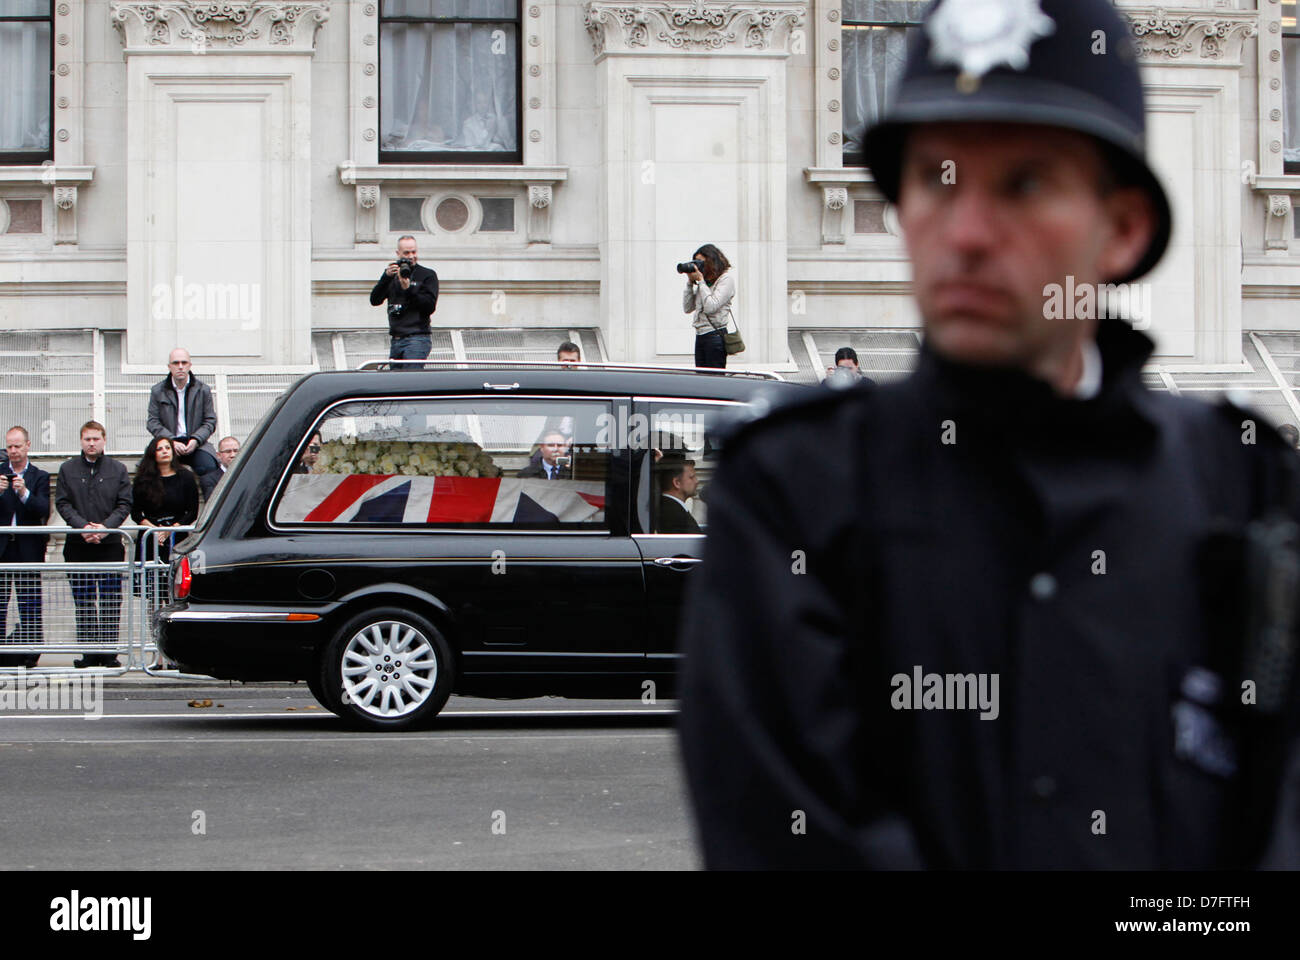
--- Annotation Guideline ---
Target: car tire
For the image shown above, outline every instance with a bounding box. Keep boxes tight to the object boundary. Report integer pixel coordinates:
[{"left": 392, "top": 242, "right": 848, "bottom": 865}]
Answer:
[{"left": 322, "top": 606, "right": 453, "bottom": 731}]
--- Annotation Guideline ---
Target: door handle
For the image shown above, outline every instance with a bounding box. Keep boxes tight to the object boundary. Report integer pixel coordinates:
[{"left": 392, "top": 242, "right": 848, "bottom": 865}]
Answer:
[{"left": 653, "top": 556, "right": 702, "bottom": 568}]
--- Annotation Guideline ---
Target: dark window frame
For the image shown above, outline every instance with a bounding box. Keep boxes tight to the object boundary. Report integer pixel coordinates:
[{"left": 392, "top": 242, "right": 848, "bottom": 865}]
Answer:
[
  {"left": 0, "top": 1, "right": 54, "bottom": 165},
  {"left": 841, "top": 2, "right": 928, "bottom": 167},
  {"left": 379, "top": 2, "right": 523, "bottom": 166}
]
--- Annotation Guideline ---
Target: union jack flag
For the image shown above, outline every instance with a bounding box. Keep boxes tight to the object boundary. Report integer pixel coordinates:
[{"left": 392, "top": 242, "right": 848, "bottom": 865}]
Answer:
[{"left": 278, "top": 474, "right": 606, "bottom": 524}]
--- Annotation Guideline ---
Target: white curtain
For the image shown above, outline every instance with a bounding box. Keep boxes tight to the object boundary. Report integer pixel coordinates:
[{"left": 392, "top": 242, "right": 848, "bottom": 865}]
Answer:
[
  {"left": 841, "top": 1, "right": 929, "bottom": 157},
  {"left": 0, "top": 7, "right": 51, "bottom": 154},
  {"left": 1285, "top": 37, "right": 1300, "bottom": 164},
  {"left": 842, "top": 25, "right": 911, "bottom": 156},
  {"left": 380, "top": 0, "right": 518, "bottom": 153}
]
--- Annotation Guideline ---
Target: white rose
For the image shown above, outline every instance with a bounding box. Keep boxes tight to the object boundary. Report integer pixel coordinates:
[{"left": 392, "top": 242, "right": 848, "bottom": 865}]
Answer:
[
  {"left": 356, "top": 459, "right": 371, "bottom": 473},
  {"left": 337, "top": 462, "right": 355, "bottom": 475},
  {"left": 468, "top": 468, "right": 480, "bottom": 478}
]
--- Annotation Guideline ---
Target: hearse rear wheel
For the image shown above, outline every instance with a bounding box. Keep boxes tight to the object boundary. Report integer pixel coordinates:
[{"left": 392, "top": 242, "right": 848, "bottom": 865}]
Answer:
[{"left": 322, "top": 607, "right": 453, "bottom": 731}]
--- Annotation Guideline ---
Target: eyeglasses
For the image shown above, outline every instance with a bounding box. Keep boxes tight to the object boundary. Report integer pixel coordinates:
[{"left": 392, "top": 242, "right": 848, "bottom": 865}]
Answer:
[{"left": 308, "top": 445, "right": 321, "bottom": 453}]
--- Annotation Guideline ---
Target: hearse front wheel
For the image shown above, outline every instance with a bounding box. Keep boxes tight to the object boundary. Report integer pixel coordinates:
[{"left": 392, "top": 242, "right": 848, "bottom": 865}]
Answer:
[{"left": 322, "top": 607, "right": 453, "bottom": 730}]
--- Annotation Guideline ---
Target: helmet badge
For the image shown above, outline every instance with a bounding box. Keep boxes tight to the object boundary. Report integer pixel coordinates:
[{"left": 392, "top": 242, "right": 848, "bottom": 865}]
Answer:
[{"left": 927, "top": 0, "right": 1056, "bottom": 94}]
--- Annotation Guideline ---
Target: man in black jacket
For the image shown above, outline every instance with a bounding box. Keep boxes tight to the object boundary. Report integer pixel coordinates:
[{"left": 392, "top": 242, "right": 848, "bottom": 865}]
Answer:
[
  {"left": 371, "top": 235, "right": 438, "bottom": 369},
  {"left": 147, "top": 348, "right": 220, "bottom": 497},
  {"left": 55, "top": 421, "right": 133, "bottom": 668},
  {"left": 0, "top": 426, "right": 50, "bottom": 667},
  {"left": 655, "top": 456, "right": 702, "bottom": 535},
  {"left": 680, "top": 0, "right": 1300, "bottom": 869}
]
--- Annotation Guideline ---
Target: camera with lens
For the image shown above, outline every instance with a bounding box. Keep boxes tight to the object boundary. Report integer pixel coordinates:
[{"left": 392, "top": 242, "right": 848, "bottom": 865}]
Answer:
[
  {"left": 676, "top": 260, "right": 705, "bottom": 275},
  {"left": 397, "top": 258, "right": 414, "bottom": 279}
]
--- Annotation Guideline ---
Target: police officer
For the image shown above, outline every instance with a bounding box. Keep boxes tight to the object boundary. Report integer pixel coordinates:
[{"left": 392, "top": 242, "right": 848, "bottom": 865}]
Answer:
[{"left": 679, "top": 0, "right": 1300, "bottom": 869}]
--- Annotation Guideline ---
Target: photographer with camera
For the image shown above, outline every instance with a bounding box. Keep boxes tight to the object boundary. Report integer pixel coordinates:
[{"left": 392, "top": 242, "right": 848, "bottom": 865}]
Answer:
[
  {"left": 679, "top": 244, "right": 736, "bottom": 370},
  {"left": 370, "top": 235, "right": 439, "bottom": 370}
]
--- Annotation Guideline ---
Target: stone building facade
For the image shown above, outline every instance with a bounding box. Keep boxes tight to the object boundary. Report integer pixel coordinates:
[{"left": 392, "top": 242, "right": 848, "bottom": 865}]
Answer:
[{"left": 2, "top": 1, "right": 1300, "bottom": 451}]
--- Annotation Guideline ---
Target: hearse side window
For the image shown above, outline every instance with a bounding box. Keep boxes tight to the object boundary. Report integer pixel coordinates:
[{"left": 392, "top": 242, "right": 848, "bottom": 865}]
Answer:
[
  {"left": 273, "top": 398, "right": 614, "bottom": 529},
  {"left": 638, "top": 401, "right": 726, "bottom": 535}
]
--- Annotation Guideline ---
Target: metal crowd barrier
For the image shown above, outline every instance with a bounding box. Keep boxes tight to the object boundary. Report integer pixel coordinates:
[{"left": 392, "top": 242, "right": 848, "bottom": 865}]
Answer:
[{"left": 0, "top": 524, "right": 196, "bottom": 678}]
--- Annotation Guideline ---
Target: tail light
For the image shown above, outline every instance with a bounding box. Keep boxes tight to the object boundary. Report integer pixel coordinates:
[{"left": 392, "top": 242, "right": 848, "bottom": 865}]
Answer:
[{"left": 174, "top": 555, "right": 192, "bottom": 599}]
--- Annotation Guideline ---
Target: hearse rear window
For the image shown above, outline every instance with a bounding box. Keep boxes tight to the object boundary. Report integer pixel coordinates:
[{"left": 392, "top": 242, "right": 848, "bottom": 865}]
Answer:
[{"left": 273, "top": 397, "right": 614, "bottom": 528}]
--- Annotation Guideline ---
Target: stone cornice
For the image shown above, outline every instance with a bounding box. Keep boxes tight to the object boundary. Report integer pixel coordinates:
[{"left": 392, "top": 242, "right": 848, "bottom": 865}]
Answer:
[
  {"left": 583, "top": 1, "right": 806, "bottom": 58},
  {"left": 110, "top": 1, "right": 330, "bottom": 54},
  {"left": 1122, "top": 6, "right": 1257, "bottom": 65}
]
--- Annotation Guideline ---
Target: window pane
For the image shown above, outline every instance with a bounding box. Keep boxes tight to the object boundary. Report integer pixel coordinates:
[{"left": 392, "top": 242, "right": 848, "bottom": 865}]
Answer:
[
  {"left": 1286, "top": 36, "right": 1300, "bottom": 165},
  {"left": 842, "top": 0, "right": 929, "bottom": 25},
  {"left": 389, "top": 197, "right": 426, "bottom": 231},
  {"left": 478, "top": 196, "right": 514, "bottom": 231},
  {"left": 384, "top": 0, "right": 518, "bottom": 18},
  {"left": 640, "top": 403, "right": 731, "bottom": 535},
  {"left": 0, "top": 22, "right": 50, "bottom": 153},
  {"left": 842, "top": 23, "right": 911, "bottom": 155},
  {"left": 276, "top": 398, "right": 612, "bottom": 528},
  {"left": 381, "top": 22, "right": 517, "bottom": 153},
  {"left": 0, "top": 0, "right": 52, "bottom": 15}
]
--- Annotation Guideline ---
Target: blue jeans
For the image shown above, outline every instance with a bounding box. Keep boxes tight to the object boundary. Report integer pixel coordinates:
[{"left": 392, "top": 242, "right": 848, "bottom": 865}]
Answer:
[
  {"left": 390, "top": 334, "right": 432, "bottom": 370},
  {"left": 695, "top": 330, "right": 726, "bottom": 369}
]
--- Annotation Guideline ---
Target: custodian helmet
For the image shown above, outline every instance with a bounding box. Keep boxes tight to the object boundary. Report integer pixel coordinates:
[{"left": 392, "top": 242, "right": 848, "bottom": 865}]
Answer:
[{"left": 862, "top": 0, "right": 1172, "bottom": 284}]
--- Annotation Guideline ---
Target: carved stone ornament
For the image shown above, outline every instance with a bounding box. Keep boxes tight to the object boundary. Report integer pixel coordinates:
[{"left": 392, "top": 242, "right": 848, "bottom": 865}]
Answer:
[
  {"left": 583, "top": 1, "right": 806, "bottom": 57},
  {"left": 1270, "top": 194, "right": 1291, "bottom": 219},
  {"left": 110, "top": 1, "right": 331, "bottom": 53},
  {"left": 529, "top": 185, "right": 552, "bottom": 209},
  {"left": 54, "top": 186, "right": 77, "bottom": 210},
  {"left": 1124, "top": 8, "right": 1257, "bottom": 64},
  {"left": 823, "top": 186, "right": 847, "bottom": 211},
  {"left": 357, "top": 185, "right": 379, "bottom": 209}
]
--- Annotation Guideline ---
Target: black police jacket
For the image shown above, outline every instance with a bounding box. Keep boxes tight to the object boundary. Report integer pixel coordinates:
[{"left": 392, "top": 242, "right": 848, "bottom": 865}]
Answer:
[
  {"left": 370, "top": 263, "right": 438, "bottom": 338},
  {"left": 680, "top": 317, "right": 1300, "bottom": 869}
]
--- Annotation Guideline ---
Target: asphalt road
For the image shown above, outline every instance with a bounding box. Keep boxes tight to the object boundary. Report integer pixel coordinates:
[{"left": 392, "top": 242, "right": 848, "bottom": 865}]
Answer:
[{"left": 0, "top": 686, "right": 696, "bottom": 870}]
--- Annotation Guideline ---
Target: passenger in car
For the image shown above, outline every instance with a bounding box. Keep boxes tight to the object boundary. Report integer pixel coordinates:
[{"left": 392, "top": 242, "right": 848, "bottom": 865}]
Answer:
[
  {"left": 517, "top": 431, "right": 571, "bottom": 480},
  {"left": 294, "top": 432, "right": 323, "bottom": 475},
  {"left": 655, "top": 455, "right": 701, "bottom": 535}
]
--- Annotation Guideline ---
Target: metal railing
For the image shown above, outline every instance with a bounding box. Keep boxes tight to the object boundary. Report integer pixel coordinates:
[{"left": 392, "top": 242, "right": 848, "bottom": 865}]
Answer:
[
  {"left": 356, "top": 359, "right": 787, "bottom": 381},
  {"left": 0, "top": 525, "right": 196, "bottom": 678}
]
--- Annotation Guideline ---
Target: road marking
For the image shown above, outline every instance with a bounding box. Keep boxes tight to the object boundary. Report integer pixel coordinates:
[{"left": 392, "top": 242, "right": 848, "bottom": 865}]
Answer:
[
  {"left": 0, "top": 708, "right": 678, "bottom": 721},
  {"left": 0, "top": 732, "right": 677, "bottom": 745}
]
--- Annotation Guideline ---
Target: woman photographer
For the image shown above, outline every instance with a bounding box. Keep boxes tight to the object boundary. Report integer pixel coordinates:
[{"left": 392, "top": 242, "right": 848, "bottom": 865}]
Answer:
[
  {"left": 681, "top": 244, "right": 735, "bottom": 370},
  {"left": 132, "top": 436, "right": 199, "bottom": 568}
]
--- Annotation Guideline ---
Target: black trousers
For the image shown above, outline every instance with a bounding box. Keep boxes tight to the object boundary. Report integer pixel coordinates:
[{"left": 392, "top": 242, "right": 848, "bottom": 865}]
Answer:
[
  {"left": 64, "top": 539, "right": 124, "bottom": 649},
  {"left": 695, "top": 330, "right": 727, "bottom": 369}
]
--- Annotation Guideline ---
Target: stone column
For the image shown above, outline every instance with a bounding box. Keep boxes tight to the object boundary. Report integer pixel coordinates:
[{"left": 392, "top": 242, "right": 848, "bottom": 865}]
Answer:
[
  {"left": 111, "top": 1, "right": 329, "bottom": 369},
  {"left": 584, "top": 2, "right": 805, "bottom": 366},
  {"left": 1122, "top": 4, "right": 1256, "bottom": 364}
]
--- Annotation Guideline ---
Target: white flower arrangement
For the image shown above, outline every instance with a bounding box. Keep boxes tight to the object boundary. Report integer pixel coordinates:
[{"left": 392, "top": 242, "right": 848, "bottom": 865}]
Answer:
[{"left": 314, "top": 436, "right": 503, "bottom": 478}]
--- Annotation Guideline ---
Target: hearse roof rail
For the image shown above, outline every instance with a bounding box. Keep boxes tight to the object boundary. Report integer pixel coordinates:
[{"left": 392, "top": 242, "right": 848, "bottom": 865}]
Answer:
[{"left": 354, "top": 359, "right": 785, "bottom": 381}]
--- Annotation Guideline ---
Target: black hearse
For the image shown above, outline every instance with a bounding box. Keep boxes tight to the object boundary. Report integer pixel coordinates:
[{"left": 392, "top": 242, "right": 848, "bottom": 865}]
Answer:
[{"left": 157, "top": 362, "right": 804, "bottom": 729}]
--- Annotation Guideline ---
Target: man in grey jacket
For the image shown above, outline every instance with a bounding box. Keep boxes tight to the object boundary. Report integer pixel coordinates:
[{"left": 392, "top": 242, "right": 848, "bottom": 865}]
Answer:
[
  {"left": 146, "top": 347, "right": 220, "bottom": 497},
  {"left": 55, "top": 421, "right": 133, "bottom": 668}
]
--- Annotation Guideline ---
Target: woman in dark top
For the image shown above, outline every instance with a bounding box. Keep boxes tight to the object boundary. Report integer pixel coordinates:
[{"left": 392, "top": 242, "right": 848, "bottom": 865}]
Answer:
[{"left": 132, "top": 436, "right": 199, "bottom": 565}]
